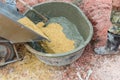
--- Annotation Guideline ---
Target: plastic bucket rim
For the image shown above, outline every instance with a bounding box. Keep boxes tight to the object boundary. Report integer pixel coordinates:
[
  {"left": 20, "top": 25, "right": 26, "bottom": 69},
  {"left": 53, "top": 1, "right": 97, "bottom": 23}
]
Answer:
[{"left": 24, "top": 2, "right": 93, "bottom": 57}]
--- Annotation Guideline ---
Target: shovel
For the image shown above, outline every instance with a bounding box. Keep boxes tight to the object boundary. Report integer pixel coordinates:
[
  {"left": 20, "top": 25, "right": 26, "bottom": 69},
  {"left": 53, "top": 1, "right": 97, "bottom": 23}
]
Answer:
[{"left": 0, "top": 2, "right": 49, "bottom": 43}]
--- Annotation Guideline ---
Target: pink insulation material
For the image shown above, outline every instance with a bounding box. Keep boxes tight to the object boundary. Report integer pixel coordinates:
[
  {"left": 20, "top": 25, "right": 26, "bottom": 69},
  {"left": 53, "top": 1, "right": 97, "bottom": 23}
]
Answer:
[{"left": 80, "top": 0, "right": 112, "bottom": 48}]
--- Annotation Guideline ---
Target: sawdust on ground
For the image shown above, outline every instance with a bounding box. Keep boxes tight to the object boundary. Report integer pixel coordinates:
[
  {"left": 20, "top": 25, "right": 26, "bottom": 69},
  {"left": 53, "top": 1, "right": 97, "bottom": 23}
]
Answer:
[{"left": 0, "top": 45, "right": 63, "bottom": 80}]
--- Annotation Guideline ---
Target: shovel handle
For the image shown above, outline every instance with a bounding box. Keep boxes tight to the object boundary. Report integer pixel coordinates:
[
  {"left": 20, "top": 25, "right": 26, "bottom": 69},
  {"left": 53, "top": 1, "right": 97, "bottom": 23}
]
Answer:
[{"left": 18, "top": 0, "right": 48, "bottom": 22}]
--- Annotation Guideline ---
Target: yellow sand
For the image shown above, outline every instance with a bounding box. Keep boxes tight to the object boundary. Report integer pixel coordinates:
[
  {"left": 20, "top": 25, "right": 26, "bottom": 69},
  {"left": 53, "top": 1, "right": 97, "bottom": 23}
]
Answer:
[
  {"left": 38, "top": 23, "right": 75, "bottom": 53},
  {"left": 17, "top": 17, "right": 48, "bottom": 39},
  {"left": 18, "top": 17, "right": 75, "bottom": 53}
]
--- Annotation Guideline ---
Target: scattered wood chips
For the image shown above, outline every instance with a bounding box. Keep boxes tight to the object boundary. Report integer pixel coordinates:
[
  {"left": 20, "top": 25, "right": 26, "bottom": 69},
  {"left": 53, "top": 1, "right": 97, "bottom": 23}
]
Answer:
[{"left": 0, "top": 45, "right": 61, "bottom": 80}]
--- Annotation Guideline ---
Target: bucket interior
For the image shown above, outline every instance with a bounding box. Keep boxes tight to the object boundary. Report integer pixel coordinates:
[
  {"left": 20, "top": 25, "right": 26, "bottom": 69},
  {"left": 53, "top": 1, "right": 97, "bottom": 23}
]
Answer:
[{"left": 25, "top": 2, "right": 93, "bottom": 55}]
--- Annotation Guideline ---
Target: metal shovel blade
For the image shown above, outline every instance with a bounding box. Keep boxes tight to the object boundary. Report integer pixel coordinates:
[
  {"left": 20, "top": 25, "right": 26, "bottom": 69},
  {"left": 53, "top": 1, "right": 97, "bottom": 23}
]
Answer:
[
  {"left": 0, "top": 2, "right": 48, "bottom": 43},
  {"left": 0, "top": 14, "right": 48, "bottom": 43}
]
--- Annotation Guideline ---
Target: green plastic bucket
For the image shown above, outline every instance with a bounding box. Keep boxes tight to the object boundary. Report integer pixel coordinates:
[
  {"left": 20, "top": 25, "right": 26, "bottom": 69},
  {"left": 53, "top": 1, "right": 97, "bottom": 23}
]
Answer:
[{"left": 25, "top": 2, "right": 93, "bottom": 66}]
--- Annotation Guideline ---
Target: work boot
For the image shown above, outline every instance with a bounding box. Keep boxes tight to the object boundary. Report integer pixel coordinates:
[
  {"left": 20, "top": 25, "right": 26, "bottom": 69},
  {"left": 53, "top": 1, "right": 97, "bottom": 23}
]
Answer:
[
  {"left": 95, "top": 10, "right": 120, "bottom": 55},
  {"left": 94, "top": 31, "right": 120, "bottom": 55},
  {"left": 94, "top": 46, "right": 119, "bottom": 55}
]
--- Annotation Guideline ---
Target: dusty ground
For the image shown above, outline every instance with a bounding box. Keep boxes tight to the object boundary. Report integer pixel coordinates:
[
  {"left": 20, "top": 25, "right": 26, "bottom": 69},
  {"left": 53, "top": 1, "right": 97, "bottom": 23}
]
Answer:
[
  {"left": 1, "top": 44, "right": 120, "bottom": 80},
  {"left": 0, "top": 0, "right": 120, "bottom": 80},
  {"left": 61, "top": 44, "right": 120, "bottom": 80}
]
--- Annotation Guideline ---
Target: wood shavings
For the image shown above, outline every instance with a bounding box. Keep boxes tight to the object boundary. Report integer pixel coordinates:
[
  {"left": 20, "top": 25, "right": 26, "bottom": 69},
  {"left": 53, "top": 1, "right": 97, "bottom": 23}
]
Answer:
[
  {"left": 0, "top": 46, "right": 59, "bottom": 80},
  {"left": 76, "top": 69, "right": 93, "bottom": 80},
  {"left": 77, "top": 72, "right": 83, "bottom": 80},
  {"left": 85, "top": 69, "right": 93, "bottom": 80}
]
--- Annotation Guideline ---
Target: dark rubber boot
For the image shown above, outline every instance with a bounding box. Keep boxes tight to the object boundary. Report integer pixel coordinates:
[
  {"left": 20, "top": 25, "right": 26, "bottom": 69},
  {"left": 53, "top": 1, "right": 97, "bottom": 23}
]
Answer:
[{"left": 94, "top": 32, "right": 120, "bottom": 55}]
